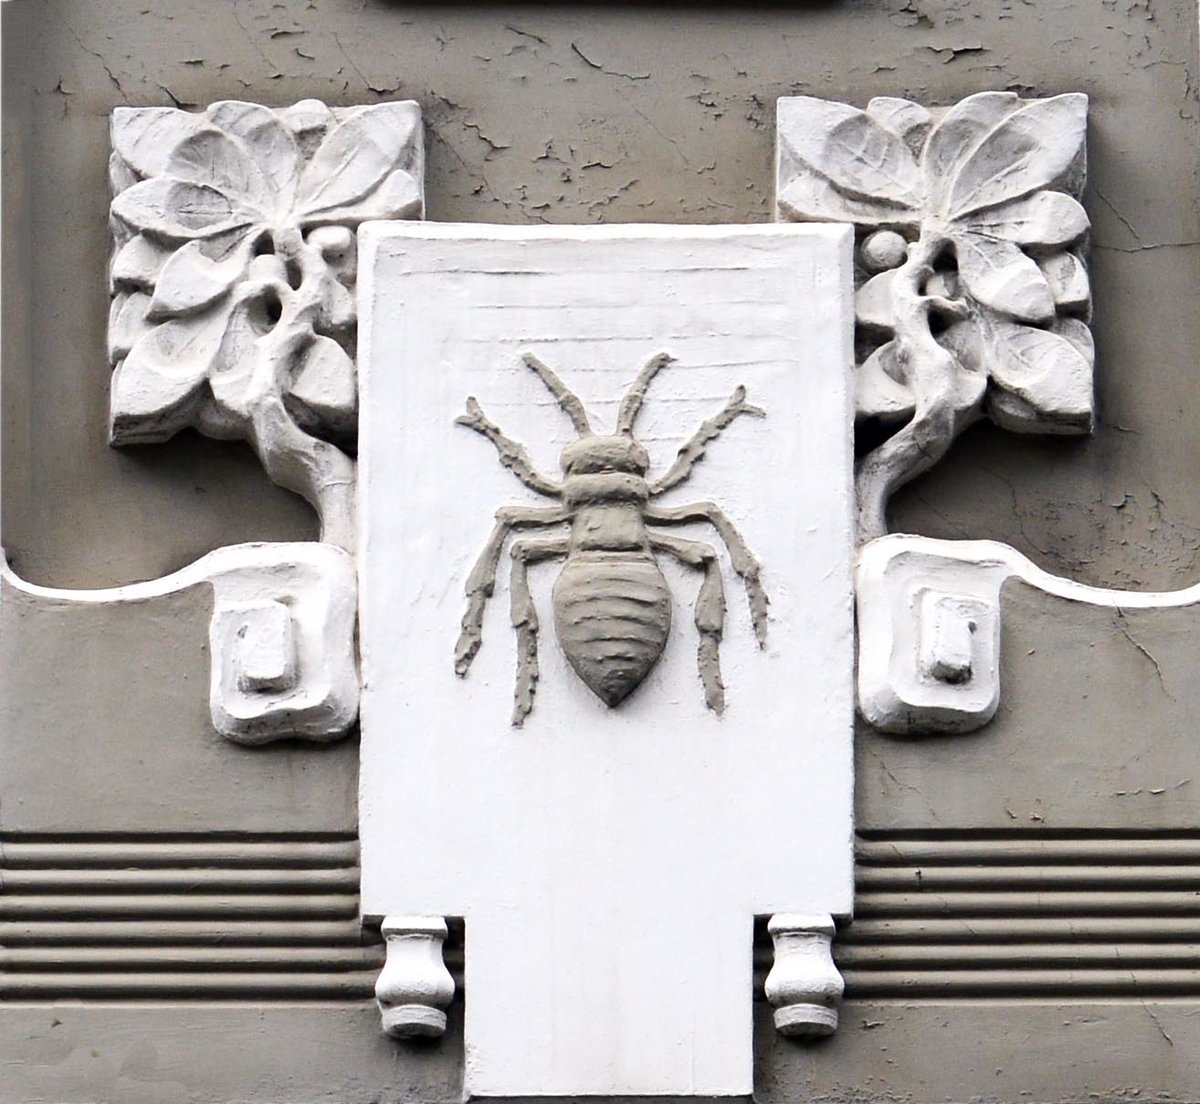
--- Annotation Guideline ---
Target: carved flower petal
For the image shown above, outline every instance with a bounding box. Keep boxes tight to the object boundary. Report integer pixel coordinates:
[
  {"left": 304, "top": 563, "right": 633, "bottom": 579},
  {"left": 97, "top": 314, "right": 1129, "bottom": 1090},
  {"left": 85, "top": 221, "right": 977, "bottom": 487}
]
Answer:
[
  {"left": 108, "top": 291, "right": 152, "bottom": 365},
  {"left": 111, "top": 178, "right": 253, "bottom": 241},
  {"left": 944, "top": 93, "right": 1088, "bottom": 221},
  {"left": 109, "top": 308, "right": 232, "bottom": 444},
  {"left": 1052, "top": 316, "right": 1095, "bottom": 363},
  {"left": 856, "top": 341, "right": 914, "bottom": 424},
  {"left": 962, "top": 190, "right": 1089, "bottom": 249},
  {"left": 923, "top": 91, "right": 1020, "bottom": 211},
  {"left": 111, "top": 107, "right": 202, "bottom": 179},
  {"left": 110, "top": 233, "right": 170, "bottom": 292},
  {"left": 168, "top": 127, "right": 272, "bottom": 212},
  {"left": 866, "top": 96, "right": 932, "bottom": 156},
  {"left": 208, "top": 101, "right": 302, "bottom": 213},
  {"left": 302, "top": 169, "right": 423, "bottom": 226},
  {"left": 777, "top": 175, "right": 915, "bottom": 227},
  {"left": 296, "top": 101, "right": 421, "bottom": 215},
  {"left": 954, "top": 231, "right": 1055, "bottom": 324},
  {"left": 149, "top": 237, "right": 255, "bottom": 319},
  {"left": 1038, "top": 251, "right": 1091, "bottom": 315},
  {"left": 986, "top": 319, "right": 1094, "bottom": 434},
  {"left": 286, "top": 335, "right": 358, "bottom": 439},
  {"left": 777, "top": 97, "right": 921, "bottom": 207},
  {"left": 855, "top": 269, "right": 898, "bottom": 331}
]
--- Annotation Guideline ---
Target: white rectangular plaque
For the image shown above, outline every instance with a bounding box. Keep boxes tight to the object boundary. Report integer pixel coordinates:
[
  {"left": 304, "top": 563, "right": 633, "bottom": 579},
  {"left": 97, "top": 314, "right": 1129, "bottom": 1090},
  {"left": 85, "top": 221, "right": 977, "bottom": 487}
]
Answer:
[{"left": 357, "top": 222, "right": 855, "bottom": 1097}]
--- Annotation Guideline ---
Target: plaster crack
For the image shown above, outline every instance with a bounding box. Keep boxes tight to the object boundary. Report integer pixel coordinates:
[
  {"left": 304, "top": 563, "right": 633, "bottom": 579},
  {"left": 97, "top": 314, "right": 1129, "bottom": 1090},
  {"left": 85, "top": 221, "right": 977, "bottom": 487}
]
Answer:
[
  {"left": 1093, "top": 188, "right": 1145, "bottom": 248},
  {"left": 331, "top": 32, "right": 376, "bottom": 94},
  {"left": 505, "top": 24, "right": 548, "bottom": 47},
  {"left": 570, "top": 42, "right": 650, "bottom": 81},
  {"left": 1115, "top": 946, "right": 1174, "bottom": 1046},
  {"left": 1113, "top": 610, "right": 1171, "bottom": 698},
  {"left": 230, "top": 4, "right": 282, "bottom": 79},
  {"left": 57, "top": 17, "right": 130, "bottom": 102},
  {"left": 863, "top": 745, "right": 941, "bottom": 825}
]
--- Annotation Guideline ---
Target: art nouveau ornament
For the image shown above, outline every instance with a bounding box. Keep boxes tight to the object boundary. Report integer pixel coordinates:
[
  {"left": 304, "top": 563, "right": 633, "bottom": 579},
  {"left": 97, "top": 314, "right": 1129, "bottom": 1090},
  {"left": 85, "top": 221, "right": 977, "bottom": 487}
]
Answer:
[
  {"left": 775, "top": 91, "right": 1093, "bottom": 542},
  {"left": 66, "top": 84, "right": 1182, "bottom": 1094},
  {"left": 357, "top": 222, "right": 856, "bottom": 1095},
  {"left": 108, "top": 98, "right": 424, "bottom": 552},
  {"left": 454, "top": 350, "right": 769, "bottom": 724},
  {"left": 0, "top": 543, "right": 357, "bottom": 744},
  {"left": 76, "top": 96, "right": 427, "bottom": 746}
]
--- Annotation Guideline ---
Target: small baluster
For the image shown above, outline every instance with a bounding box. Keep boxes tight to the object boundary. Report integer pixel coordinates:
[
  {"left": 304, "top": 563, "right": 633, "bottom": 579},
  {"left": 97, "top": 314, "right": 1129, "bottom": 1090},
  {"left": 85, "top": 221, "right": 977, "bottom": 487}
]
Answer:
[
  {"left": 764, "top": 913, "right": 844, "bottom": 1037},
  {"left": 375, "top": 915, "right": 455, "bottom": 1039}
]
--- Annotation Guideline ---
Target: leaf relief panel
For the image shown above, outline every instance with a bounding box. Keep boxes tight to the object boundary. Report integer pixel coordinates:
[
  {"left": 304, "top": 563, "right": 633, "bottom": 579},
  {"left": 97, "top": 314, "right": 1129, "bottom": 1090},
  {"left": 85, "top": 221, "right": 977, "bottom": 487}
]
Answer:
[
  {"left": 108, "top": 99, "right": 425, "bottom": 552},
  {"left": 776, "top": 92, "right": 1092, "bottom": 542}
]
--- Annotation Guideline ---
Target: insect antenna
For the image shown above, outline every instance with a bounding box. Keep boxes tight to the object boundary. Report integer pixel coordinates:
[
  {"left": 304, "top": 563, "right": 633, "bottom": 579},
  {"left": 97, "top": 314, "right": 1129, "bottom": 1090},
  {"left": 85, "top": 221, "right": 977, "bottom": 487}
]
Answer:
[
  {"left": 650, "top": 385, "right": 765, "bottom": 496},
  {"left": 520, "top": 352, "right": 592, "bottom": 437},
  {"left": 615, "top": 352, "right": 675, "bottom": 435}
]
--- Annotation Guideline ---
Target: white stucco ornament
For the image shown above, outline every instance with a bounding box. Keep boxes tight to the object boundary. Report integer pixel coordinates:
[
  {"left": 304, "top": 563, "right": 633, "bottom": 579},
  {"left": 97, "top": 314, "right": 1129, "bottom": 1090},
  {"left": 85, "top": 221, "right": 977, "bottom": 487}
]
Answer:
[
  {"left": 108, "top": 98, "right": 425, "bottom": 552},
  {"left": 856, "top": 534, "right": 1200, "bottom": 735},
  {"left": 776, "top": 92, "right": 1092, "bottom": 541},
  {"left": 1, "top": 543, "right": 357, "bottom": 743},
  {"left": 357, "top": 222, "right": 856, "bottom": 1096}
]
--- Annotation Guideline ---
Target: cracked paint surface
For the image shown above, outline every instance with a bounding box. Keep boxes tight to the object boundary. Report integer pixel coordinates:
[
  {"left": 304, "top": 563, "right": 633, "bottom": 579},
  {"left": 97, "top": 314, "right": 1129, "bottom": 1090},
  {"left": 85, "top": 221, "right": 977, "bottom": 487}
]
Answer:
[
  {"left": 5, "top": 0, "right": 1200, "bottom": 593},
  {"left": 4, "top": 4, "right": 1200, "bottom": 1101}
]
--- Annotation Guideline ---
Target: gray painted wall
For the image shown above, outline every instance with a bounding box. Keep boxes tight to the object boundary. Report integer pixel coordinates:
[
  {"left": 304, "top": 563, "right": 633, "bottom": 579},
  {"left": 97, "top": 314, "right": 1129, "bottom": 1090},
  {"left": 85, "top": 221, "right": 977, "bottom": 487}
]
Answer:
[
  {"left": 4, "top": 2, "right": 1200, "bottom": 1101},
  {"left": 4, "top": 0, "right": 1200, "bottom": 589}
]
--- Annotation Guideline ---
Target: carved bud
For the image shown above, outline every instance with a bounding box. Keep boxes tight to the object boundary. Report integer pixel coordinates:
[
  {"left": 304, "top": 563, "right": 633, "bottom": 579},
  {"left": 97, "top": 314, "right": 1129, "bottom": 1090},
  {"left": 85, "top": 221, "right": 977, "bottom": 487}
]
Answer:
[
  {"left": 764, "top": 913, "right": 844, "bottom": 1037},
  {"left": 376, "top": 915, "right": 455, "bottom": 1039}
]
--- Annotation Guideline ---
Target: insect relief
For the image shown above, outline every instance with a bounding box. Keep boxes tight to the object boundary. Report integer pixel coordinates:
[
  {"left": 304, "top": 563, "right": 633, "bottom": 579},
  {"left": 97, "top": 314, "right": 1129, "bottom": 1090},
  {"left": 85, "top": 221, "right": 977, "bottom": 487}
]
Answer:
[{"left": 454, "top": 351, "right": 770, "bottom": 725}]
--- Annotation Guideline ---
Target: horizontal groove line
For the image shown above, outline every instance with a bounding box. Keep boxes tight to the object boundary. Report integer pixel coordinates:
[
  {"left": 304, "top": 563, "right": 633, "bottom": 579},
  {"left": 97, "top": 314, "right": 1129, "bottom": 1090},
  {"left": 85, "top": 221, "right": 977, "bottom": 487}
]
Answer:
[
  {"left": 856, "top": 830, "right": 1200, "bottom": 842},
  {"left": 0, "top": 842, "right": 358, "bottom": 868},
  {"left": 857, "top": 843, "right": 1200, "bottom": 866},
  {"left": 842, "top": 917, "right": 1200, "bottom": 942},
  {"left": 0, "top": 833, "right": 356, "bottom": 843},
  {"left": 835, "top": 943, "right": 1200, "bottom": 968},
  {"left": 841, "top": 969, "right": 1200, "bottom": 997},
  {"left": 0, "top": 920, "right": 373, "bottom": 945},
  {"left": 856, "top": 866, "right": 1200, "bottom": 890},
  {"left": 854, "top": 891, "right": 1200, "bottom": 917},
  {"left": 1, "top": 946, "right": 384, "bottom": 971},
  {"left": 0, "top": 869, "right": 358, "bottom": 892},
  {"left": 0, "top": 895, "right": 360, "bottom": 920},
  {"left": 0, "top": 973, "right": 379, "bottom": 998}
]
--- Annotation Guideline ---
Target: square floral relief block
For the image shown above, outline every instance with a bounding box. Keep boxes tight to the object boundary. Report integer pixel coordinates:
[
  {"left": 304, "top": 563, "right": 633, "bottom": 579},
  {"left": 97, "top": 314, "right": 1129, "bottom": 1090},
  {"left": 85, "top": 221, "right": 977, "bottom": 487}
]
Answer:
[
  {"left": 776, "top": 93, "right": 1092, "bottom": 540},
  {"left": 108, "top": 99, "right": 425, "bottom": 551}
]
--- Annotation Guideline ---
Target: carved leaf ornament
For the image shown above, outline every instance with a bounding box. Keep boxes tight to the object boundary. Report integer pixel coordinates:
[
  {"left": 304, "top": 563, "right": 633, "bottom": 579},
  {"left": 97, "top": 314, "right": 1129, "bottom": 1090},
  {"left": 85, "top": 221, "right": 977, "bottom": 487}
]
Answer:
[
  {"left": 108, "top": 99, "right": 424, "bottom": 551},
  {"left": 777, "top": 93, "right": 1092, "bottom": 540}
]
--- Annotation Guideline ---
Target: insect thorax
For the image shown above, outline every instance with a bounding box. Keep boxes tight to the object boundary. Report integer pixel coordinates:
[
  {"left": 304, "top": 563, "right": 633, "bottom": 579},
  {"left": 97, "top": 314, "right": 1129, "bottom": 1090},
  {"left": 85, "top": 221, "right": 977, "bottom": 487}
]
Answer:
[{"left": 560, "top": 435, "right": 652, "bottom": 511}]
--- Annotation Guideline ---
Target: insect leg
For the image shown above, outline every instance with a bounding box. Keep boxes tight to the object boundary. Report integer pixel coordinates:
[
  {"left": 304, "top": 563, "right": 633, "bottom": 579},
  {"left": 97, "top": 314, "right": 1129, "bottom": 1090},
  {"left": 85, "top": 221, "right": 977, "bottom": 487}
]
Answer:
[
  {"left": 456, "top": 506, "right": 569, "bottom": 677},
  {"left": 645, "top": 502, "right": 768, "bottom": 646},
  {"left": 455, "top": 397, "right": 564, "bottom": 498},
  {"left": 508, "top": 537, "right": 570, "bottom": 727},
  {"left": 649, "top": 533, "right": 727, "bottom": 714},
  {"left": 648, "top": 386, "right": 764, "bottom": 496}
]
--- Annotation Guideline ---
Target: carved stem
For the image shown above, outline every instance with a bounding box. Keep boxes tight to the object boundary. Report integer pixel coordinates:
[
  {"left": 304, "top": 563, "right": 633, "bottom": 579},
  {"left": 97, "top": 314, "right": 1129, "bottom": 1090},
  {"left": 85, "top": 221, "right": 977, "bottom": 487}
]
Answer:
[
  {"left": 245, "top": 227, "right": 357, "bottom": 553},
  {"left": 855, "top": 233, "right": 972, "bottom": 544}
]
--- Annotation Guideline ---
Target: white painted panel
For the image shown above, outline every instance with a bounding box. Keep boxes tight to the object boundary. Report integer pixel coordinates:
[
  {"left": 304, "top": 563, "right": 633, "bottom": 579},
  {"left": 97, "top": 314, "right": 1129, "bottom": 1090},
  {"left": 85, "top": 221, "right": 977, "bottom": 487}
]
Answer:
[{"left": 357, "top": 223, "right": 855, "bottom": 1097}]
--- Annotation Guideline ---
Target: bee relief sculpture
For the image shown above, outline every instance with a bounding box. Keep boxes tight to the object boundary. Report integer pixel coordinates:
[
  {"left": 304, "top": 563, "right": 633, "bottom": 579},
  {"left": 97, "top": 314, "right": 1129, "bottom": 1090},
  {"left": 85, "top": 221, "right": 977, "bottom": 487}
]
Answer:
[{"left": 454, "top": 352, "right": 770, "bottom": 725}]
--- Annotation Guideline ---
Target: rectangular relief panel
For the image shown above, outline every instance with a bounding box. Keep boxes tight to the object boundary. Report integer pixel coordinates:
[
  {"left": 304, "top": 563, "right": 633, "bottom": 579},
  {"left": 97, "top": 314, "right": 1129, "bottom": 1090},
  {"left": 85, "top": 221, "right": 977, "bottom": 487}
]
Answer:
[{"left": 356, "top": 223, "right": 855, "bottom": 1097}]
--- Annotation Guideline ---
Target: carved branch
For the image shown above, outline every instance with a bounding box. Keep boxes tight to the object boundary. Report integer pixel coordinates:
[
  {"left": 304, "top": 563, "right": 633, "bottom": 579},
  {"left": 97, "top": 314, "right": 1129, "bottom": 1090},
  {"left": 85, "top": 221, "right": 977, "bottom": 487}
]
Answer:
[
  {"left": 777, "top": 92, "right": 1092, "bottom": 542},
  {"left": 108, "top": 100, "right": 424, "bottom": 551}
]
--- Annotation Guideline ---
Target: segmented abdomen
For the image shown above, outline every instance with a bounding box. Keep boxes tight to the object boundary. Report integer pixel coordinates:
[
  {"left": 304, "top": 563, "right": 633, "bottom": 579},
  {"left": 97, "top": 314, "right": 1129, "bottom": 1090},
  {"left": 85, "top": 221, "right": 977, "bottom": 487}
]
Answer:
[{"left": 552, "top": 552, "right": 672, "bottom": 707}]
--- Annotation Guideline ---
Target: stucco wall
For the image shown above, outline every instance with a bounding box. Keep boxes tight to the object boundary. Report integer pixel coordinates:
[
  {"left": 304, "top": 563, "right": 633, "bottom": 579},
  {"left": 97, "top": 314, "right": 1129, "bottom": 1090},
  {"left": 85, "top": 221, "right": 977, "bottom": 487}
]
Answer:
[
  {"left": 4, "top": 2, "right": 1200, "bottom": 1102},
  {"left": 4, "top": 0, "right": 1199, "bottom": 589}
]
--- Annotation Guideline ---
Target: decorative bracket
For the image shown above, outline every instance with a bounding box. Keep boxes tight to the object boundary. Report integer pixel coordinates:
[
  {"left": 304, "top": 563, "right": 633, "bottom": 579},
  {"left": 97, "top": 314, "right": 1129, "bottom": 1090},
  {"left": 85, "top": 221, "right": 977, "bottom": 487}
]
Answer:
[
  {"left": 764, "top": 914, "right": 845, "bottom": 1037},
  {"left": 1, "top": 543, "right": 358, "bottom": 744},
  {"left": 375, "top": 916, "right": 456, "bottom": 1039},
  {"left": 857, "top": 534, "right": 1200, "bottom": 735}
]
